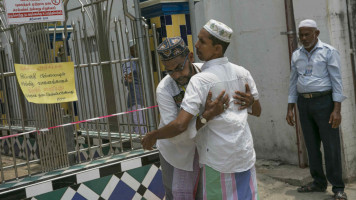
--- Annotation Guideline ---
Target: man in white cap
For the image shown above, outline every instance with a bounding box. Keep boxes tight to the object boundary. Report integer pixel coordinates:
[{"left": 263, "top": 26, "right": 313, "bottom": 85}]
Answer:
[
  {"left": 142, "top": 19, "right": 261, "bottom": 199},
  {"left": 286, "top": 19, "right": 347, "bottom": 200},
  {"left": 155, "top": 36, "right": 232, "bottom": 200}
]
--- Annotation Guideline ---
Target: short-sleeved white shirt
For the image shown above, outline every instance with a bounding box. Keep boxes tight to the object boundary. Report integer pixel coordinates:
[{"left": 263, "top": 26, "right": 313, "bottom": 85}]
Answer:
[
  {"left": 156, "top": 63, "right": 203, "bottom": 171},
  {"left": 181, "top": 57, "right": 259, "bottom": 173}
]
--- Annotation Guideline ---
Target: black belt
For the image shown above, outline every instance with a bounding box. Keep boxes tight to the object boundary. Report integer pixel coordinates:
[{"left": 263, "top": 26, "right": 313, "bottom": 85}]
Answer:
[{"left": 300, "top": 90, "right": 332, "bottom": 99}]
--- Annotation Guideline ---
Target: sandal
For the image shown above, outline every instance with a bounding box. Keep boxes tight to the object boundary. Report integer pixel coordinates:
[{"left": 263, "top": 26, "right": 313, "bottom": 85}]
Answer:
[
  {"left": 297, "top": 182, "right": 326, "bottom": 193},
  {"left": 334, "top": 191, "right": 347, "bottom": 200}
]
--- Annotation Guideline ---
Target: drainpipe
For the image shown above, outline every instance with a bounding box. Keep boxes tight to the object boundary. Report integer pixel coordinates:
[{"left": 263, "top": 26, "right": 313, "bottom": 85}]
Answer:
[
  {"left": 346, "top": 0, "right": 356, "bottom": 105},
  {"left": 284, "top": 0, "right": 308, "bottom": 168},
  {"left": 189, "top": 0, "right": 198, "bottom": 61}
]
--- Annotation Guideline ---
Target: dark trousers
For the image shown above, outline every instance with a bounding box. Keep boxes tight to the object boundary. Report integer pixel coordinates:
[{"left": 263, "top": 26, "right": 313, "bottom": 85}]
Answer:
[{"left": 297, "top": 94, "right": 345, "bottom": 193}]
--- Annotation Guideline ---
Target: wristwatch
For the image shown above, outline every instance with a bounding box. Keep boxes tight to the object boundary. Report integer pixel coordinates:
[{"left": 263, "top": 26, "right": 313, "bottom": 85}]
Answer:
[{"left": 200, "top": 115, "right": 207, "bottom": 124}]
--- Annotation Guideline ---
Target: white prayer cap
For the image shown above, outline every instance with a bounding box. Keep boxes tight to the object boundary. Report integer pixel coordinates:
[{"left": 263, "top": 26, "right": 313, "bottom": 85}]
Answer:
[
  {"left": 298, "top": 19, "right": 318, "bottom": 29},
  {"left": 203, "top": 19, "right": 233, "bottom": 43}
]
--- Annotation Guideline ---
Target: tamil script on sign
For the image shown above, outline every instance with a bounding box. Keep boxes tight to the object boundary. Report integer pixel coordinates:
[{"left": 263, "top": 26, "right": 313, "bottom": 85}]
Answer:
[
  {"left": 4, "top": 0, "right": 64, "bottom": 25},
  {"left": 15, "top": 62, "right": 78, "bottom": 104}
]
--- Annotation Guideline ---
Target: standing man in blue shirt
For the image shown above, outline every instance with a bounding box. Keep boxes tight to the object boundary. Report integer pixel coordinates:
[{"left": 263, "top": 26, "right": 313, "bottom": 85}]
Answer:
[
  {"left": 286, "top": 19, "right": 347, "bottom": 200},
  {"left": 122, "top": 40, "right": 146, "bottom": 134}
]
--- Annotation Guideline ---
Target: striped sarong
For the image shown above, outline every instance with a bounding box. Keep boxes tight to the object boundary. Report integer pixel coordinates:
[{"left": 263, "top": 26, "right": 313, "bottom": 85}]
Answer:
[
  {"left": 199, "top": 165, "right": 259, "bottom": 200},
  {"left": 159, "top": 151, "right": 201, "bottom": 200}
]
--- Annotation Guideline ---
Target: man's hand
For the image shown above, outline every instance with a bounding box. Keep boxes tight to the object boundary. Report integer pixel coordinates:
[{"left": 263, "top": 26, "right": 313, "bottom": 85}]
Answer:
[
  {"left": 329, "top": 111, "right": 341, "bottom": 128},
  {"left": 141, "top": 131, "right": 157, "bottom": 150},
  {"left": 234, "top": 84, "right": 254, "bottom": 110},
  {"left": 124, "top": 73, "right": 133, "bottom": 83},
  {"left": 202, "top": 90, "right": 229, "bottom": 121},
  {"left": 286, "top": 103, "right": 295, "bottom": 126},
  {"left": 329, "top": 102, "right": 342, "bottom": 128}
]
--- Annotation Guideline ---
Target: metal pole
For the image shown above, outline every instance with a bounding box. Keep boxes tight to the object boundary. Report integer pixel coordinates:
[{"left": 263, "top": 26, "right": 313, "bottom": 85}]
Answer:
[
  {"left": 152, "top": 24, "right": 162, "bottom": 82},
  {"left": 114, "top": 18, "right": 128, "bottom": 152},
  {"left": 189, "top": 0, "right": 198, "bottom": 62},
  {"left": 71, "top": 21, "right": 83, "bottom": 163},
  {"left": 144, "top": 24, "right": 159, "bottom": 129},
  {"left": 118, "top": 19, "right": 132, "bottom": 136},
  {"left": 133, "top": 0, "right": 155, "bottom": 131},
  {"left": 8, "top": 34, "right": 19, "bottom": 179}
]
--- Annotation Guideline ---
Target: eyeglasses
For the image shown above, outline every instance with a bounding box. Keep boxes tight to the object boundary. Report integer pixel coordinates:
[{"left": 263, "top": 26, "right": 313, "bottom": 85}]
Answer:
[{"left": 166, "top": 54, "right": 189, "bottom": 75}]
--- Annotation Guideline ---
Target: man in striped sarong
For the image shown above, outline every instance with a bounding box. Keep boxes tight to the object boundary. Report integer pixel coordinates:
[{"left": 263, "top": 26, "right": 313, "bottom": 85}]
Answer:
[
  {"left": 143, "top": 19, "right": 262, "bottom": 200},
  {"left": 155, "top": 37, "right": 233, "bottom": 199}
]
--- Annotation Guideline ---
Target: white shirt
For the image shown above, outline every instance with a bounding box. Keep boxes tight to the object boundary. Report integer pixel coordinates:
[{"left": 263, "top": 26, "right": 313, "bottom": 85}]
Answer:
[
  {"left": 181, "top": 57, "right": 259, "bottom": 173},
  {"left": 156, "top": 63, "right": 203, "bottom": 171}
]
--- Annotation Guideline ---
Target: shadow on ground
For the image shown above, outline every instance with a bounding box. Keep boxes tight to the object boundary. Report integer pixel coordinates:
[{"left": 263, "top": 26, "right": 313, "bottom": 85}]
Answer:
[{"left": 256, "top": 159, "right": 356, "bottom": 200}]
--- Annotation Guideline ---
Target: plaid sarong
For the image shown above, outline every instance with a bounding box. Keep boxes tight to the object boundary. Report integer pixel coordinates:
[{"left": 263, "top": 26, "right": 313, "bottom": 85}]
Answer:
[{"left": 199, "top": 165, "right": 259, "bottom": 200}]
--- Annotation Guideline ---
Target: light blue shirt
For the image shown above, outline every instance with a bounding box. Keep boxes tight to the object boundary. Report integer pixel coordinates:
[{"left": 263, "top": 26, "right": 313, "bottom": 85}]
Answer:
[
  {"left": 122, "top": 57, "right": 143, "bottom": 107},
  {"left": 288, "top": 40, "right": 346, "bottom": 103}
]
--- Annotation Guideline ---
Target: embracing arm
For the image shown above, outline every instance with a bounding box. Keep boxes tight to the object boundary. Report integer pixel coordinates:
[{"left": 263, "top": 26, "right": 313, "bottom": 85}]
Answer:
[
  {"left": 142, "top": 89, "right": 229, "bottom": 149},
  {"left": 234, "top": 83, "right": 262, "bottom": 117},
  {"left": 196, "top": 90, "right": 230, "bottom": 130},
  {"left": 142, "top": 109, "right": 193, "bottom": 150}
]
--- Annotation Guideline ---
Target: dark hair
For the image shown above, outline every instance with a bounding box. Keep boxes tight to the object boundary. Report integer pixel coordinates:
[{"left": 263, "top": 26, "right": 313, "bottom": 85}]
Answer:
[{"left": 208, "top": 34, "right": 230, "bottom": 54}]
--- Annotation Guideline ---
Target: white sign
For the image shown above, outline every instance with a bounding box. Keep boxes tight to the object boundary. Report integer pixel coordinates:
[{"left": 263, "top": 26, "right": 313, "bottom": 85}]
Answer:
[{"left": 4, "top": 0, "right": 65, "bottom": 25}]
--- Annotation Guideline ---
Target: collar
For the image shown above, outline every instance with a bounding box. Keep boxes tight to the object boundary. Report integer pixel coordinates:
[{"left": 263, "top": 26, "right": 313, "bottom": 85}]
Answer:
[
  {"left": 201, "top": 57, "right": 229, "bottom": 71},
  {"left": 192, "top": 63, "right": 201, "bottom": 73},
  {"left": 301, "top": 39, "right": 323, "bottom": 53}
]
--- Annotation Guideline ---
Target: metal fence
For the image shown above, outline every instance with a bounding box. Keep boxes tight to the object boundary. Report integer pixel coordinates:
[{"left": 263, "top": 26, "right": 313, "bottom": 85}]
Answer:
[{"left": 0, "top": 0, "right": 160, "bottom": 183}]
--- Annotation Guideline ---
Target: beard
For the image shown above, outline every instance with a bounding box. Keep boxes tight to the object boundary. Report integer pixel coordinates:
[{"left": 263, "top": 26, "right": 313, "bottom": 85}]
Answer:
[
  {"left": 300, "top": 37, "right": 318, "bottom": 49},
  {"left": 175, "top": 76, "right": 191, "bottom": 86},
  {"left": 174, "top": 63, "right": 195, "bottom": 87},
  {"left": 302, "top": 42, "right": 313, "bottom": 49}
]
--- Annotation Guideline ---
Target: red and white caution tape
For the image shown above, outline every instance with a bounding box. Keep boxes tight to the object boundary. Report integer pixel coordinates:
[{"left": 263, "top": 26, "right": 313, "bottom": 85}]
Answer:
[{"left": 0, "top": 105, "right": 158, "bottom": 140}]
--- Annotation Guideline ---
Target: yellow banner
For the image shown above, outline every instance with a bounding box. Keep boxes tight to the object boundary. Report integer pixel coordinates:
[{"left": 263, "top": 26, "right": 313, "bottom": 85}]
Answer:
[{"left": 15, "top": 62, "right": 78, "bottom": 104}]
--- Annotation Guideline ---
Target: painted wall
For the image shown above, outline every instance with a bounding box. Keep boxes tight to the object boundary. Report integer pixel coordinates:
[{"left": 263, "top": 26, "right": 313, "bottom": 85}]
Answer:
[{"left": 193, "top": 0, "right": 356, "bottom": 179}]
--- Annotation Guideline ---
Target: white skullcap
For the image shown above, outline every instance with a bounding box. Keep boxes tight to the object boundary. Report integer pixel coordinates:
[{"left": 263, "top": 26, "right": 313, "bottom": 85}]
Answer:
[
  {"left": 203, "top": 19, "right": 233, "bottom": 43},
  {"left": 298, "top": 19, "right": 318, "bottom": 29}
]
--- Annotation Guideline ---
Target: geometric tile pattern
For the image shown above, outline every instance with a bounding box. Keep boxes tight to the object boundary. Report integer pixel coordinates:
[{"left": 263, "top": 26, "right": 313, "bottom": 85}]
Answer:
[
  {"left": 77, "top": 130, "right": 142, "bottom": 161},
  {"left": 76, "top": 143, "right": 142, "bottom": 162},
  {"left": 0, "top": 149, "right": 160, "bottom": 199},
  {"left": 31, "top": 163, "right": 164, "bottom": 200},
  {"left": 1, "top": 128, "right": 39, "bottom": 160},
  {"left": 0, "top": 126, "right": 142, "bottom": 162}
]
